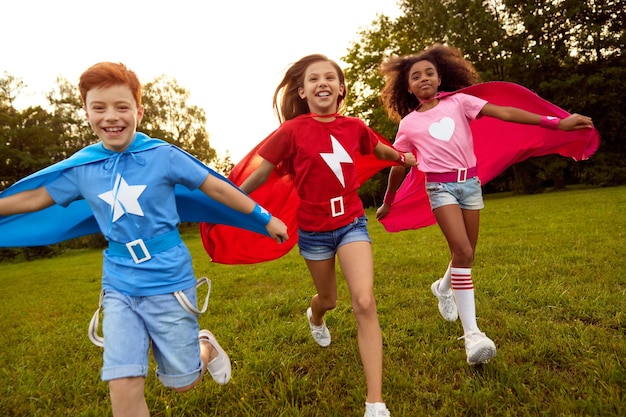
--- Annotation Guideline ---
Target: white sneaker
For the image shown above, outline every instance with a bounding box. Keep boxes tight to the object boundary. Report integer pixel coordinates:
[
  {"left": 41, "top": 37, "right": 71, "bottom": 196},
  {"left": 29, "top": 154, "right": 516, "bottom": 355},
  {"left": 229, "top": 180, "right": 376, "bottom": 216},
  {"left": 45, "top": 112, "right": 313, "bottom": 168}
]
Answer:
[
  {"left": 199, "top": 330, "right": 231, "bottom": 384},
  {"left": 431, "top": 279, "right": 458, "bottom": 321},
  {"left": 461, "top": 331, "right": 496, "bottom": 365},
  {"left": 364, "top": 402, "right": 391, "bottom": 417},
  {"left": 306, "top": 307, "right": 331, "bottom": 347}
]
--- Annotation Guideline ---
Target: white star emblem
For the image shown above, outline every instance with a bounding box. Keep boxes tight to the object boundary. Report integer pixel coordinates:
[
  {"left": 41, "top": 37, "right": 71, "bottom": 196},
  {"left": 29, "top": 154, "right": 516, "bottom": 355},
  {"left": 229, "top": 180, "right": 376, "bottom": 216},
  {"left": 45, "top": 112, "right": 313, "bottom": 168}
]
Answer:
[{"left": 98, "top": 174, "right": 147, "bottom": 222}]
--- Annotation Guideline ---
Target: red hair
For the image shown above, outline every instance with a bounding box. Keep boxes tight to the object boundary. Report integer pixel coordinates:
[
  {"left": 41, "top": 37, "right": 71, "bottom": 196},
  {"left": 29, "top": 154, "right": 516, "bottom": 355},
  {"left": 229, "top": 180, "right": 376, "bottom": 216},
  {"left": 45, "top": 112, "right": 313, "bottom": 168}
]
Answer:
[{"left": 78, "top": 62, "right": 142, "bottom": 106}]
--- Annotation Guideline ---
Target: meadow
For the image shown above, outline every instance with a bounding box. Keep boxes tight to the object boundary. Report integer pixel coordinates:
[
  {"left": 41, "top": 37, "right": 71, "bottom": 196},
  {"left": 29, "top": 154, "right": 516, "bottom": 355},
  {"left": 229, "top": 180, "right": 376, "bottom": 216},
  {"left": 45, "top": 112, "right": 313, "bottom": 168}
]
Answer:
[{"left": 0, "top": 186, "right": 624, "bottom": 416}]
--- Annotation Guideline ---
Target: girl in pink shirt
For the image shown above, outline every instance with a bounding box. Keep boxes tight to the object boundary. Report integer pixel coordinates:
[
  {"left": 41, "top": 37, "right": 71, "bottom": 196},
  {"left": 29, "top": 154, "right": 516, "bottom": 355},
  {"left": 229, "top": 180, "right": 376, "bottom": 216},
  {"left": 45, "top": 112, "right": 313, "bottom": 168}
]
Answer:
[{"left": 376, "top": 44, "right": 593, "bottom": 365}]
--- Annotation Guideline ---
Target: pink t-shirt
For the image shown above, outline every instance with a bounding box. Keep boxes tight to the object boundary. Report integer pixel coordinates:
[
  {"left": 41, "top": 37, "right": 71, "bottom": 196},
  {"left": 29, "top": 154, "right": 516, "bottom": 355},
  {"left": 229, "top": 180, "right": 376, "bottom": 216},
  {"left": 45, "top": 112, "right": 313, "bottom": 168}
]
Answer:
[{"left": 394, "top": 93, "right": 487, "bottom": 173}]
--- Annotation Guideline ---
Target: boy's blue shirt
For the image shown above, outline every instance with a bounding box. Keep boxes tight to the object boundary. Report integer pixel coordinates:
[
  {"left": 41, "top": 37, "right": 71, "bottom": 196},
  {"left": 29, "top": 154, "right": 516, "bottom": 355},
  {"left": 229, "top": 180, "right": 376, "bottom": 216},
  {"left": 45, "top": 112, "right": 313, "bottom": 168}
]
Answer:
[{"left": 0, "top": 132, "right": 270, "bottom": 248}]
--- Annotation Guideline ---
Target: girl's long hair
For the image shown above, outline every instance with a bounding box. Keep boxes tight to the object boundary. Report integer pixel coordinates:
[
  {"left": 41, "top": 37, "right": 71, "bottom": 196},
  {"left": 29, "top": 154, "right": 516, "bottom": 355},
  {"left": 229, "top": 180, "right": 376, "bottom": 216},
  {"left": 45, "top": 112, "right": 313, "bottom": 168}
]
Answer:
[{"left": 273, "top": 54, "right": 346, "bottom": 123}]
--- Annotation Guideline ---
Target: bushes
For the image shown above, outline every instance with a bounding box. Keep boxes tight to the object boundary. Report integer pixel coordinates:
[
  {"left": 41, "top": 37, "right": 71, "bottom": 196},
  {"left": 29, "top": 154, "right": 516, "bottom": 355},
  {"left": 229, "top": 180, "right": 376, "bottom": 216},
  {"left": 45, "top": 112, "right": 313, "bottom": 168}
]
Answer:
[{"left": 0, "top": 234, "right": 106, "bottom": 262}]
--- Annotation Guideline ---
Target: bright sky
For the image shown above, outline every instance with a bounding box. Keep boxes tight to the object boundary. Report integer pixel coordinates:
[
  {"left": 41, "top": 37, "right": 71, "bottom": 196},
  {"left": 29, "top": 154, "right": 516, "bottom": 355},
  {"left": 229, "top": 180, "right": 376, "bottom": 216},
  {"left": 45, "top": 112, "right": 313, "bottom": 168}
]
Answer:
[{"left": 2, "top": 0, "right": 401, "bottom": 163}]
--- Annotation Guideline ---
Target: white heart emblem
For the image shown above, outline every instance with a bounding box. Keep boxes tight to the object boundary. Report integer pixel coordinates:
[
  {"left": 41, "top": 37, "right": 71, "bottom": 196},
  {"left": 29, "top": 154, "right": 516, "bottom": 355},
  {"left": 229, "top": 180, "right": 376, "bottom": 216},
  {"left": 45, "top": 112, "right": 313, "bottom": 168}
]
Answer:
[{"left": 429, "top": 117, "right": 455, "bottom": 141}]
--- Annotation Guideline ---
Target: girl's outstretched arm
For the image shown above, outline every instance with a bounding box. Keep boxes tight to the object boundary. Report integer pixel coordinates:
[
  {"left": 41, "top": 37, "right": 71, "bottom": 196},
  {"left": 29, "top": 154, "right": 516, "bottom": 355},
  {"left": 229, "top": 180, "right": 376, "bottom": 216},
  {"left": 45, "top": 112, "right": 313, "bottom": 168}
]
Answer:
[
  {"left": 0, "top": 187, "right": 55, "bottom": 216},
  {"left": 239, "top": 159, "right": 276, "bottom": 194},
  {"left": 373, "top": 141, "right": 417, "bottom": 166},
  {"left": 376, "top": 165, "right": 409, "bottom": 220},
  {"left": 480, "top": 104, "right": 594, "bottom": 131}
]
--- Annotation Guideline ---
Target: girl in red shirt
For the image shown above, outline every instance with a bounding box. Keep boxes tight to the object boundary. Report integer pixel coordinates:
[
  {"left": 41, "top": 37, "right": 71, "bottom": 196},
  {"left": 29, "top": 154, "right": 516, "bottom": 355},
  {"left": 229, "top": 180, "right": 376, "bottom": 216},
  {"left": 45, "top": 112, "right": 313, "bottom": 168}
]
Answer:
[{"left": 240, "top": 54, "right": 416, "bottom": 417}]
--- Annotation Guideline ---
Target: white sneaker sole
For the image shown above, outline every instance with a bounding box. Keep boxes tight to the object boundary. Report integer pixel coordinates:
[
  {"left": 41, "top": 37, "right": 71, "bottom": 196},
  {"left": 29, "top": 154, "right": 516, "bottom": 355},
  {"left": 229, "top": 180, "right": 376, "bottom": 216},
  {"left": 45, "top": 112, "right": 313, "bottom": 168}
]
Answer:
[
  {"left": 199, "top": 330, "right": 232, "bottom": 384},
  {"left": 467, "top": 341, "right": 496, "bottom": 365}
]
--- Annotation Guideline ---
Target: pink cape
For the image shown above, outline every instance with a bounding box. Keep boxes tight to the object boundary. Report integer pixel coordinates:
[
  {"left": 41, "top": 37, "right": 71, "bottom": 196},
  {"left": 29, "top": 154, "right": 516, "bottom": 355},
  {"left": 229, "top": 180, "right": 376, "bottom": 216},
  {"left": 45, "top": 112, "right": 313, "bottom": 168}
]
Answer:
[
  {"left": 201, "top": 81, "right": 599, "bottom": 264},
  {"left": 378, "top": 81, "right": 599, "bottom": 232}
]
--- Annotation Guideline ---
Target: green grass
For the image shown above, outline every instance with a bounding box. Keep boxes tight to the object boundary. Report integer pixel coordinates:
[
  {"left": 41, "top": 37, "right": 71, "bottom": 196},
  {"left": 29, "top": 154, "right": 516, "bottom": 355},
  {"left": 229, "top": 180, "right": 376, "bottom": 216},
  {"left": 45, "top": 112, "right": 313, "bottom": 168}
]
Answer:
[{"left": 1, "top": 186, "right": 625, "bottom": 416}]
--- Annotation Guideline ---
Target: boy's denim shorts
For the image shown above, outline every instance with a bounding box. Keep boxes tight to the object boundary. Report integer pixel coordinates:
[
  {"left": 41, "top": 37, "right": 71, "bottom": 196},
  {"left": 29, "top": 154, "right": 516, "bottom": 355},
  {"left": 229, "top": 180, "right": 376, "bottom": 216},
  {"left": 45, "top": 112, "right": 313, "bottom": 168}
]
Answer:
[
  {"left": 101, "top": 285, "right": 202, "bottom": 388},
  {"left": 298, "top": 215, "right": 371, "bottom": 261},
  {"left": 425, "top": 177, "right": 485, "bottom": 210}
]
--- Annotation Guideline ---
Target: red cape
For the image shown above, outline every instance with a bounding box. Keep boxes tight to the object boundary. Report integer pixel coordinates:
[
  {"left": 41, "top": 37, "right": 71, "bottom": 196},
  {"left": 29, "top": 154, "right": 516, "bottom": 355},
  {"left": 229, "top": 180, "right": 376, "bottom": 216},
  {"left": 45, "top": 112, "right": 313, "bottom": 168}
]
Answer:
[
  {"left": 200, "top": 133, "right": 300, "bottom": 264},
  {"left": 201, "top": 81, "right": 600, "bottom": 263},
  {"left": 200, "top": 127, "right": 391, "bottom": 264}
]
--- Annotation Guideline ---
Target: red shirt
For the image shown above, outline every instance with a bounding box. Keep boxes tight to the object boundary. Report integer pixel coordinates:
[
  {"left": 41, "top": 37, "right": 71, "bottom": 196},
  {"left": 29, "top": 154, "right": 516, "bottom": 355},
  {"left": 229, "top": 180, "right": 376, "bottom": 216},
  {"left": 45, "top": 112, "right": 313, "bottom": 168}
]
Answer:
[{"left": 259, "top": 115, "right": 379, "bottom": 231}]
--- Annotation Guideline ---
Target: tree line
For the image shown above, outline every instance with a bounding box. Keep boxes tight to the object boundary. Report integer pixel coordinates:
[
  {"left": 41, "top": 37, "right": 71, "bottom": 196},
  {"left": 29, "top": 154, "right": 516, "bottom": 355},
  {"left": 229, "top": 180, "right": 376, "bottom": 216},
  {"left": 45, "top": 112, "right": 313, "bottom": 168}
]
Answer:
[
  {"left": 2, "top": 0, "right": 623, "bottom": 197},
  {"left": 1, "top": 0, "right": 624, "bottom": 259}
]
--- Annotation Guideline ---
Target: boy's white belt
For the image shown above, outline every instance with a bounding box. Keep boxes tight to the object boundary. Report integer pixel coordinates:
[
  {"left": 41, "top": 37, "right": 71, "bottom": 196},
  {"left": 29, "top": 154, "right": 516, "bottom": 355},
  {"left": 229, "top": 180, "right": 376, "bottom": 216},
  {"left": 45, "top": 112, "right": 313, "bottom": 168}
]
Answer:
[
  {"left": 88, "top": 277, "right": 211, "bottom": 348},
  {"left": 107, "top": 229, "right": 182, "bottom": 264}
]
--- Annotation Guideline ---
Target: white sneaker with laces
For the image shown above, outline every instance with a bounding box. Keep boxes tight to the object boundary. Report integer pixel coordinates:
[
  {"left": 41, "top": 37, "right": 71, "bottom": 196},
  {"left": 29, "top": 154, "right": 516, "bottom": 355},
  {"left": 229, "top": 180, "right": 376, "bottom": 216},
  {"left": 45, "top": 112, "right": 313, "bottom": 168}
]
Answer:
[
  {"left": 461, "top": 330, "right": 496, "bottom": 365},
  {"left": 364, "top": 402, "right": 391, "bottom": 417},
  {"left": 431, "top": 279, "right": 458, "bottom": 322},
  {"left": 306, "top": 307, "right": 331, "bottom": 347},
  {"left": 199, "top": 330, "right": 231, "bottom": 384}
]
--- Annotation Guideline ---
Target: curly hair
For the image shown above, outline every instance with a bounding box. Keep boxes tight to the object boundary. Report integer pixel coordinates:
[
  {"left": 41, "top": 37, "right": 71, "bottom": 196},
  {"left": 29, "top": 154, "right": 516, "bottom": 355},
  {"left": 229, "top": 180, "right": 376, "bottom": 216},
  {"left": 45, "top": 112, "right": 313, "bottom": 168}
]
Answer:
[
  {"left": 380, "top": 44, "right": 480, "bottom": 121},
  {"left": 273, "top": 54, "right": 346, "bottom": 123}
]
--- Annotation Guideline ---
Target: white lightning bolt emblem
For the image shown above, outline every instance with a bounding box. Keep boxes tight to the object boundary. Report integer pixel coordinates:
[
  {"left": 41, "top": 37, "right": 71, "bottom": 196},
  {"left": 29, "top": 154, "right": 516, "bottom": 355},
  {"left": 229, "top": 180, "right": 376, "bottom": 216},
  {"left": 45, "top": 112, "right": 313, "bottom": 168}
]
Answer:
[{"left": 320, "top": 135, "right": 353, "bottom": 188}]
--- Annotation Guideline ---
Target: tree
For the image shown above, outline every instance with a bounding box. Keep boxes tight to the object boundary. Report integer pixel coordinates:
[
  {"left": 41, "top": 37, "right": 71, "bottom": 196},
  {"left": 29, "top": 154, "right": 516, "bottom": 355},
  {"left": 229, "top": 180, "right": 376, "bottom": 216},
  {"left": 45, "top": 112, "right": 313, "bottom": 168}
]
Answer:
[
  {"left": 0, "top": 73, "right": 67, "bottom": 190},
  {"left": 46, "top": 76, "right": 97, "bottom": 152},
  {"left": 210, "top": 151, "right": 235, "bottom": 177},
  {"left": 141, "top": 75, "right": 216, "bottom": 164},
  {"left": 0, "top": 105, "right": 63, "bottom": 190},
  {"left": 0, "top": 72, "right": 25, "bottom": 107},
  {"left": 342, "top": 0, "right": 625, "bottom": 195}
]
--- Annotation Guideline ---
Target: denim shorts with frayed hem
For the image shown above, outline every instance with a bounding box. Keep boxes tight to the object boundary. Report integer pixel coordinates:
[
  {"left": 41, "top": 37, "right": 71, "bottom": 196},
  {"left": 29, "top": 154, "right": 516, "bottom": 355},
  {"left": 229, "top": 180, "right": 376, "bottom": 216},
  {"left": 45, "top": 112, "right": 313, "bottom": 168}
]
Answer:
[
  {"left": 426, "top": 177, "right": 485, "bottom": 210},
  {"left": 298, "top": 215, "right": 371, "bottom": 261},
  {"left": 101, "top": 285, "right": 202, "bottom": 388}
]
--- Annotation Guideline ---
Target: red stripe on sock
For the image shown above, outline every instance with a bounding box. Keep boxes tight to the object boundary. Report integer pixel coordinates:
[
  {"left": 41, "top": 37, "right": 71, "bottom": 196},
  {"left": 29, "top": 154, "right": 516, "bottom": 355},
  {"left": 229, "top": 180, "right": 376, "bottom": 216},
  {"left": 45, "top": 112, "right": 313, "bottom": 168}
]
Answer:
[{"left": 451, "top": 273, "right": 474, "bottom": 290}]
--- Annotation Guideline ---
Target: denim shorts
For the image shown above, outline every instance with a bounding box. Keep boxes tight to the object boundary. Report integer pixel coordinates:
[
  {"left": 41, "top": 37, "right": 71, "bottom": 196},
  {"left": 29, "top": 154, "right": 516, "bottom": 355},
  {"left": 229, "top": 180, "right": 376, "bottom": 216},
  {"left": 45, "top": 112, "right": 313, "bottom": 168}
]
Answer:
[
  {"left": 425, "top": 177, "right": 485, "bottom": 210},
  {"left": 298, "top": 215, "right": 371, "bottom": 261},
  {"left": 101, "top": 286, "right": 202, "bottom": 388}
]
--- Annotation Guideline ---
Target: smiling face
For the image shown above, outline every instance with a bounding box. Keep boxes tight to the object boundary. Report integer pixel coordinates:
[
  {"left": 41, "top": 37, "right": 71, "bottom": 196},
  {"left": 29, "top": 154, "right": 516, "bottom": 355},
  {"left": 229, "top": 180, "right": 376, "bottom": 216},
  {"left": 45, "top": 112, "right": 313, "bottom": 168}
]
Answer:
[
  {"left": 84, "top": 84, "right": 144, "bottom": 152},
  {"left": 298, "top": 60, "right": 345, "bottom": 116},
  {"left": 407, "top": 59, "right": 441, "bottom": 102}
]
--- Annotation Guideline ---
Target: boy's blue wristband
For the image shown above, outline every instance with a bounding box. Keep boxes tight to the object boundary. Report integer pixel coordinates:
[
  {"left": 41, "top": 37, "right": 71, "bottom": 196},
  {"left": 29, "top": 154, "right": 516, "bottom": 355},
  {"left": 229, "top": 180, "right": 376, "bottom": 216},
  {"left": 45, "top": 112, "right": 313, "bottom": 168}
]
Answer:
[{"left": 249, "top": 203, "right": 272, "bottom": 226}]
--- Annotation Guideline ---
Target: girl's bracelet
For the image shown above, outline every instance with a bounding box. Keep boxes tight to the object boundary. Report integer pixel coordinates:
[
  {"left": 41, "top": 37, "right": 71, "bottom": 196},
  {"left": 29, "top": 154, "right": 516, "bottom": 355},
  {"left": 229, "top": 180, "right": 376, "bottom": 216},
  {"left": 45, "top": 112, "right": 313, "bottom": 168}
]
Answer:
[
  {"left": 396, "top": 152, "right": 406, "bottom": 165},
  {"left": 540, "top": 115, "right": 560, "bottom": 130},
  {"left": 383, "top": 191, "right": 396, "bottom": 205}
]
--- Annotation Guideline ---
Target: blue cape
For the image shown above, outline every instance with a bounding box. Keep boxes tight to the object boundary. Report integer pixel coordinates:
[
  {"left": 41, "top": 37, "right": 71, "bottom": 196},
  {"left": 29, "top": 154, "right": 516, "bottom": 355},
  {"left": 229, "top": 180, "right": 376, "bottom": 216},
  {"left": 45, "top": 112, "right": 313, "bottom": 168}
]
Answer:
[{"left": 0, "top": 132, "right": 270, "bottom": 247}]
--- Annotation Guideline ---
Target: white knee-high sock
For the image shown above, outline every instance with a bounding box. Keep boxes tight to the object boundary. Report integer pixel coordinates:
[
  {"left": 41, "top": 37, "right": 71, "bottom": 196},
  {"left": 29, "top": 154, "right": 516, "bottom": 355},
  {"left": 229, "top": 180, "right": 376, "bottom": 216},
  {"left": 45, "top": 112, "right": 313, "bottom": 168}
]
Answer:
[
  {"left": 439, "top": 262, "right": 452, "bottom": 293},
  {"left": 451, "top": 267, "right": 479, "bottom": 334}
]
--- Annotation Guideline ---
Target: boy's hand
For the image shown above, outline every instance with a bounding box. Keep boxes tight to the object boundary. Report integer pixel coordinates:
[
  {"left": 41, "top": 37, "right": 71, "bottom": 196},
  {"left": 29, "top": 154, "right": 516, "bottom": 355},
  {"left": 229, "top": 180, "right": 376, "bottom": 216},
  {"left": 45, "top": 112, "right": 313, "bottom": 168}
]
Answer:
[{"left": 266, "top": 216, "right": 289, "bottom": 243}]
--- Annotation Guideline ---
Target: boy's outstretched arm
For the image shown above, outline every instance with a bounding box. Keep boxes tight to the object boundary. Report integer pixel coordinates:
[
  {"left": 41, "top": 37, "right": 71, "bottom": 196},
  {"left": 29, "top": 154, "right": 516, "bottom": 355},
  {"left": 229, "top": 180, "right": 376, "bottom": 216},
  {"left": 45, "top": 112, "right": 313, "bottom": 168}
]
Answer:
[
  {"left": 199, "top": 173, "right": 288, "bottom": 243},
  {"left": 0, "top": 187, "right": 55, "bottom": 216}
]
